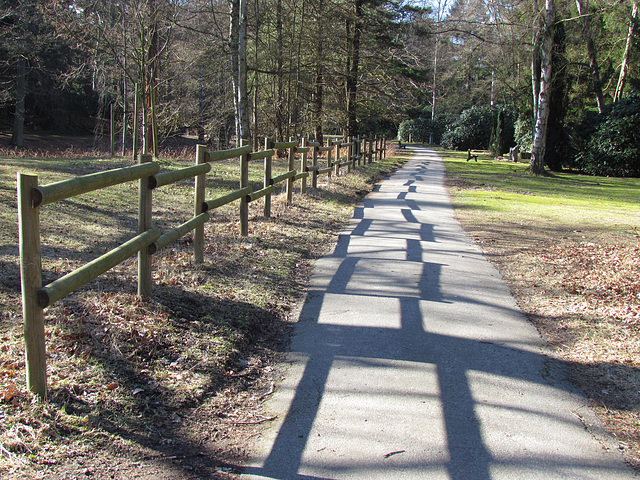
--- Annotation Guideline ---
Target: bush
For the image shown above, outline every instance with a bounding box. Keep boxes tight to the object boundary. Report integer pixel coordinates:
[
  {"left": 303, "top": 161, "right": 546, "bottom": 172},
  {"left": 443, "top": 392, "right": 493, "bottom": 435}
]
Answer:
[
  {"left": 398, "top": 118, "right": 430, "bottom": 143},
  {"left": 441, "top": 105, "right": 516, "bottom": 152},
  {"left": 397, "top": 114, "right": 453, "bottom": 144},
  {"left": 514, "top": 115, "right": 533, "bottom": 153},
  {"left": 575, "top": 92, "right": 640, "bottom": 177}
]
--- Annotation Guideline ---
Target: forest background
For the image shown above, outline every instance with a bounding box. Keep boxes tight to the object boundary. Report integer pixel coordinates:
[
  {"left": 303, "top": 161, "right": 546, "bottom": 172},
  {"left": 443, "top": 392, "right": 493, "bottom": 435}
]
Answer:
[{"left": 2, "top": 0, "right": 640, "bottom": 176}]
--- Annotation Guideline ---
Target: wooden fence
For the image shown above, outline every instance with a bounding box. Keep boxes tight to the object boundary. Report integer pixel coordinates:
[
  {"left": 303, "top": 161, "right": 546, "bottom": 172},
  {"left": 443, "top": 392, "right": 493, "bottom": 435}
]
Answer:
[{"left": 18, "top": 135, "right": 387, "bottom": 399}]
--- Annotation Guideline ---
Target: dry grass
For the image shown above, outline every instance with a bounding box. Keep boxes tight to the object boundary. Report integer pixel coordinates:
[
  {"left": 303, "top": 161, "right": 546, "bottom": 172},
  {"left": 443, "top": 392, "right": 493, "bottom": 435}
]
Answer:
[{"left": 0, "top": 139, "right": 405, "bottom": 479}]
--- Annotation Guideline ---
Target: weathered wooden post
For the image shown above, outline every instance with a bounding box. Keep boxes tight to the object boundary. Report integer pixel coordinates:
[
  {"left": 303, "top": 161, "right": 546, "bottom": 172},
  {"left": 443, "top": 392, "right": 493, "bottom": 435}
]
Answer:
[
  {"left": 240, "top": 139, "right": 250, "bottom": 235},
  {"left": 18, "top": 173, "right": 47, "bottom": 400},
  {"left": 347, "top": 136, "right": 353, "bottom": 173},
  {"left": 311, "top": 141, "right": 319, "bottom": 189},
  {"left": 334, "top": 141, "right": 341, "bottom": 176},
  {"left": 370, "top": 136, "right": 375, "bottom": 162},
  {"left": 300, "top": 137, "right": 308, "bottom": 194},
  {"left": 368, "top": 137, "right": 373, "bottom": 164},
  {"left": 374, "top": 136, "right": 379, "bottom": 161},
  {"left": 286, "top": 138, "right": 296, "bottom": 204},
  {"left": 138, "top": 153, "right": 154, "bottom": 297},
  {"left": 264, "top": 138, "right": 273, "bottom": 217},
  {"left": 193, "top": 145, "right": 208, "bottom": 263}
]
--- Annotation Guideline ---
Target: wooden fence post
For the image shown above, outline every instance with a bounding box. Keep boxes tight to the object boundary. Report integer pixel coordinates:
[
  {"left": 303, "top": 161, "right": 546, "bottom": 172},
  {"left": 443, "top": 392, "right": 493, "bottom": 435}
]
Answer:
[
  {"left": 334, "top": 141, "right": 341, "bottom": 176},
  {"left": 368, "top": 137, "right": 373, "bottom": 164},
  {"left": 286, "top": 138, "right": 296, "bottom": 204},
  {"left": 138, "top": 153, "right": 154, "bottom": 297},
  {"left": 264, "top": 137, "right": 273, "bottom": 217},
  {"left": 240, "top": 139, "right": 250, "bottom": 235},
  {"left": 374, "top": 137, "right": 378, "bottom": 162},
  {"left": 194, "top": 145, "right": 207, "bottom": 263},
  {"left": 312, "top": 142, "right": 319, "bottom": 189},
  {"left": 18, "top": 173, "right": 47, "bottom": 399},
  {"left": 300, "top": 137, "right": 308, "bottom": 194}
]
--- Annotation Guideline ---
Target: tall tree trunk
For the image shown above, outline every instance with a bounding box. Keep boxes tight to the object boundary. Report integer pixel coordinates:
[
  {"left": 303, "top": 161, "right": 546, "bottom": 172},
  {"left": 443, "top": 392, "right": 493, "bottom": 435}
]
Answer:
[
  {"left": 229, "top": 0, "right": 250, "bottom": 144},
  {"left": 142, "top": 0, "right": 159, "bottom": 156},
  {"left": 431, "top": 33, "right": 439, "bottom": 120},
  {"left": 11, "top": 55, "right": 26, "bottom": 148},
  {"left": 275, "top": 0, "right": 284, "bottom": 141},
  {"left": 615, "top": 1, "right": 637, "bottom": 102},
  {"left": 544, "top": 20, "right": 568, "bottom": 171},
  {"left": 575, "top": 0, "right": 603, "bottom": 113},
  {"left": 313, "top": 0, "right": 325, "bottom": 144},
  {"left": 122, "top": 11, "right": 128, "bottom": 156},
  {"left": 237, "top": 0, "right": 249, "bottom": 142},
  {"left": 431, "top": 0, "right": 449, "bottom": 120},
  {"left": 531, "top": 0, "right": 555, "bottom": 175},
  {"left": 346, "top": 0, "right": 363, "bottom": 138}
]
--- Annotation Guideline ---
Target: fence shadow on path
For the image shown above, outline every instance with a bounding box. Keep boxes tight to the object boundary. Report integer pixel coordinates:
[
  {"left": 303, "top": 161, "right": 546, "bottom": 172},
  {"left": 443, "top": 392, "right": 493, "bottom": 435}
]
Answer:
[{"left": 240, "top": 150, "right": 638, "bottom": 480}]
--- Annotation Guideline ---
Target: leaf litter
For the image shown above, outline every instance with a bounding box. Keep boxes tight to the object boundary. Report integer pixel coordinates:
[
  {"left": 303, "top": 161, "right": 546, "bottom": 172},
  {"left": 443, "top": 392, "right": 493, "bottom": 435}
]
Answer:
[{"left": 453, "top": 202, "right": 640, "bottom": 470}]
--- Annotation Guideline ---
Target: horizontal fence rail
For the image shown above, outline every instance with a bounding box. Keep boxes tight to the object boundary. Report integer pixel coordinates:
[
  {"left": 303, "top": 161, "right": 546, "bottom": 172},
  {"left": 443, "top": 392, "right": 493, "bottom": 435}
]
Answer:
[
  {"left": 18, "top": 135, "right": 387, "bottom": 398},
  {"left": 33, "top": 162, "right": 160, "bottom": 207}
]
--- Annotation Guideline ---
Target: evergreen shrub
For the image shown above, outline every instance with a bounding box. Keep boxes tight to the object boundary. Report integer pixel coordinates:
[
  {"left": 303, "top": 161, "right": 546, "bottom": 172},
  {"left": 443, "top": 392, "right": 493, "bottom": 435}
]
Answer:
[
  {"left": 514, "top": 115, "right": 533, "bottom": 153},
  {"left": 441, "top": 105, "right": 516, "bottom": 152},
  {"left": 575, "top": 92, "right": 640, "bottom": 177},
  {"left": 397, "top": 114, "right": 453, "bottom": 144}
]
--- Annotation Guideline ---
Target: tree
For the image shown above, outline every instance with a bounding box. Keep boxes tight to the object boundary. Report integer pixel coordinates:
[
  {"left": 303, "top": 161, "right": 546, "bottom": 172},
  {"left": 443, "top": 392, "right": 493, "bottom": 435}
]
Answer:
[
  {"left": 0, "top": 0, "right": 93, "bottom": 145},
  {"left": 531, "top": 0, "right": 555, "bottom": 175},
  {"left": 614, "top": 1, "right": 637, "bottom": 102},
  {"left": 229, "top": 0, "right": 249, "bottom": 143},
  {"left": 575, "top": 0, "right": 603, "bottom": 112}
]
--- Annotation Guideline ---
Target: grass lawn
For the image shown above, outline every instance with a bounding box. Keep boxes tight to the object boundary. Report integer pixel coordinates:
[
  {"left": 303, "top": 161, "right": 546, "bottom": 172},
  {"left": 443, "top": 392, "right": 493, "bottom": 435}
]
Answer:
[{"left": 442, "top": 149, "right": 640, "bottom": 469}]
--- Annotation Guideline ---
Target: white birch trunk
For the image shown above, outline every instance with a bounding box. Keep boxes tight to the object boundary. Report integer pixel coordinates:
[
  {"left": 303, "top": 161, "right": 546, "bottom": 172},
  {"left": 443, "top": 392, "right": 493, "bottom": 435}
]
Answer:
[{"left": 531, "top": 0, "right": 555, "bottom": 175}]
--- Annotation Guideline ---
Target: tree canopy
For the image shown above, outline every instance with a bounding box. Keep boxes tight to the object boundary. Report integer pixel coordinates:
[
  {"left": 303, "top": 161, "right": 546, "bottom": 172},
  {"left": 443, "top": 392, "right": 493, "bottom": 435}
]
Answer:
[{"left": 2, "top": 0, "right": 640, "bottom": 175}]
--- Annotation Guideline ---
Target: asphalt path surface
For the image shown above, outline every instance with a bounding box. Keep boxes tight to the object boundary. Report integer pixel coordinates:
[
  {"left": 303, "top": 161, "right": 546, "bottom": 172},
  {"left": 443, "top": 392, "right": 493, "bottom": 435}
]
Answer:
[{"left": 240, "top": 148, "right": 637, "bottom": 480}]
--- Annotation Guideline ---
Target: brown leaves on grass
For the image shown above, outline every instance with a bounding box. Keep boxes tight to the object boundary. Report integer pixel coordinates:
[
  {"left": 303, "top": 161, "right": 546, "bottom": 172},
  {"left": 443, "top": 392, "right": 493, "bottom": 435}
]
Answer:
[
  {"left": 473, "top": 230, "right": 640, "bottom": 467},
  {"left": 541, "top": 242, "right": 640, "bottom": 325}
]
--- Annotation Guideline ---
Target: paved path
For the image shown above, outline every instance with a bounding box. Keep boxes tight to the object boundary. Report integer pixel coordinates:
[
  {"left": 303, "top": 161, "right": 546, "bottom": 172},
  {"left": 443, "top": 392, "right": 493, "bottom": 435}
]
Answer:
[{"left": 240, "top": 148, "right": 637, "bottom": 480}]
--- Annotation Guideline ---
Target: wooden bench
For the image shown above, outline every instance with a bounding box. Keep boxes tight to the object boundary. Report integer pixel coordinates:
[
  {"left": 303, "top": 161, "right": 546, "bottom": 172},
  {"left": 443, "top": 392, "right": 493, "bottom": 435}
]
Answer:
[{"left": 466, "top": 149, "right": 478, "bottom": 162}]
